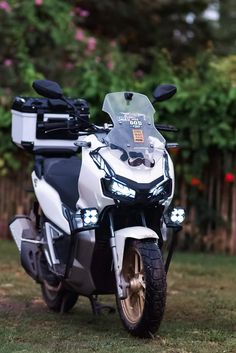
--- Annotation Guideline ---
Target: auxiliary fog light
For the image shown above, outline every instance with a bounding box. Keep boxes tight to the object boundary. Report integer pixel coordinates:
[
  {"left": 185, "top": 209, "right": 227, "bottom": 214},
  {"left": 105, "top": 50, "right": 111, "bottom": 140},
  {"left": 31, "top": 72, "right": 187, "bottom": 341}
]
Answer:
[
  {"left": 164, "top": 207, "right": 185, "bottom": 227},
  {"left": 170, "top": 207, "right": 185, "bottom": 224},
  {"left": 81, "top": 208, "right": 99, "bottom": 227}
]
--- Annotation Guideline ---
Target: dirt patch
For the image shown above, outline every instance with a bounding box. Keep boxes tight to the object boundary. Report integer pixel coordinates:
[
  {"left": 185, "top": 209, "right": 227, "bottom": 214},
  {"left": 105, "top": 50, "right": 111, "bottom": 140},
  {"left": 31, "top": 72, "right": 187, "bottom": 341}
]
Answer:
[{"left": 0, "top": 296, "right": 46, "bottom": 314}]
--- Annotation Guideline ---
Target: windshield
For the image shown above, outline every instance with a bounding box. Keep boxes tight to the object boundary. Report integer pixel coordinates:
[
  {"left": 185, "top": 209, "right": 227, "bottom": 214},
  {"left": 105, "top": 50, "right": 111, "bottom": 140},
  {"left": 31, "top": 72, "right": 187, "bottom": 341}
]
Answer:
[{"left": 102, "top": 92, "right": 166, "bottom": 168}]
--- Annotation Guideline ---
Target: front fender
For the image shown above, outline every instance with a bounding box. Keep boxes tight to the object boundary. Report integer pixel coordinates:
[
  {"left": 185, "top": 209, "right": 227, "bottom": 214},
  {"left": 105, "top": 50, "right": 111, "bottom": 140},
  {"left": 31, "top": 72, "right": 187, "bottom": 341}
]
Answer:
[{"left": 114, "top": 226, "right": 159, "bottom": 273}]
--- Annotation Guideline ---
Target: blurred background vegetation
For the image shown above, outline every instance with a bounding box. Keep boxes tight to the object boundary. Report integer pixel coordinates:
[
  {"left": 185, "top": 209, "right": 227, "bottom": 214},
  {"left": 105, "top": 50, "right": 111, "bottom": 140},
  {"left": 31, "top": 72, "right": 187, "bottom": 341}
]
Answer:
[{"left": 0, "top": 0, "right": 236, "bottom": 252}]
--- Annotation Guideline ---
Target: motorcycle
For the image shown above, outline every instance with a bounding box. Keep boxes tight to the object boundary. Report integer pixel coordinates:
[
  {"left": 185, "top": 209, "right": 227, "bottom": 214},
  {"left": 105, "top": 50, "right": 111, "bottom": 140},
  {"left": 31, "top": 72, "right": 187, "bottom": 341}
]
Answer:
[{"left": 9, "top": 79, "right": 185, "bottom": 338}]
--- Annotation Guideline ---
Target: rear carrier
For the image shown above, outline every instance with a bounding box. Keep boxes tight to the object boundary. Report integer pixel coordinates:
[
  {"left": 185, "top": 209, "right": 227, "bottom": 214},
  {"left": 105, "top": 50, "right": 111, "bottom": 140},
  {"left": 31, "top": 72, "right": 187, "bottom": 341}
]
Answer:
[{"left": 11, "top": 96, "right": 89, "bottom": 153}]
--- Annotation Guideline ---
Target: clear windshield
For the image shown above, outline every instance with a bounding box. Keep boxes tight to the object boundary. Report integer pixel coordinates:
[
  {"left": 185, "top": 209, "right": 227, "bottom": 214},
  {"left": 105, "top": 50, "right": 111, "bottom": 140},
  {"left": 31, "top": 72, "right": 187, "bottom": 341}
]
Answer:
[{"left": 102, "top": 92, "right": 166, "bottom": 168}]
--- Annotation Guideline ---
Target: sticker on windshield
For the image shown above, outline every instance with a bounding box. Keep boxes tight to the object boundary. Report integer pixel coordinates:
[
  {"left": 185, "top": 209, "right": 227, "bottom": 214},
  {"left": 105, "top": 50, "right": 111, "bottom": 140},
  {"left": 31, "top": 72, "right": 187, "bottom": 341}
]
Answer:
[
  {"left": 118, "top": 112, "right": 145, "bottom": 123},
  {"left": 129, "top": 118, "right": 143, "bottom": 128},
  {"left": 133, "top": 129, "right": 144, "bottom": 143}
]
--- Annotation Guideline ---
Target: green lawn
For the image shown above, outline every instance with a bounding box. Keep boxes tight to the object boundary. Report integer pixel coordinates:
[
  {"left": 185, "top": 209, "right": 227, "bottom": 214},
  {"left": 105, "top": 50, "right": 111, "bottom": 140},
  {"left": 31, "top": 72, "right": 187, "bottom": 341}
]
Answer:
[{"left": 0, "top": 239, "right": 235, "bottom": 353}]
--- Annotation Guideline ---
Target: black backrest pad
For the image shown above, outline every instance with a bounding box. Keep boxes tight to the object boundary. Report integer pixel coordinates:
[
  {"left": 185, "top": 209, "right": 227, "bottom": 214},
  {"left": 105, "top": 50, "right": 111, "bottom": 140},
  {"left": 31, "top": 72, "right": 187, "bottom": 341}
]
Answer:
[{"left": 43, "top": 156, "right": 82, "bottom": 211}]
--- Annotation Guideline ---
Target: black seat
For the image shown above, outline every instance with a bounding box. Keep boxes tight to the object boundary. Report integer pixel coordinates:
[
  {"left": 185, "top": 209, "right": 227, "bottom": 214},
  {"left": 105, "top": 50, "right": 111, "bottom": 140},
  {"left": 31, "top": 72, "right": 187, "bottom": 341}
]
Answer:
[{"left": 43, "top": 156, "right": 82, "bottom": 211}]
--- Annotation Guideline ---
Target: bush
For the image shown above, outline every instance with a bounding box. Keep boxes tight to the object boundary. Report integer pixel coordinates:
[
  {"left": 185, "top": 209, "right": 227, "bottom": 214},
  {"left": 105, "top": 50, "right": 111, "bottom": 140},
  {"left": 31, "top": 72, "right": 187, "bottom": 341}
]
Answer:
[{"left": 1, "top": 0, "right": 236, "bottom": 251}]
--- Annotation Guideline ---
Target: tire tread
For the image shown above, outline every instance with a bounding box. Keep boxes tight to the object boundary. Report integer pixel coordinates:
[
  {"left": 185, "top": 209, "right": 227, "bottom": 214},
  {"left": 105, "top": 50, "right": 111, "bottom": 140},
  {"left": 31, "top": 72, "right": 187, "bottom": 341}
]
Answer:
[{"left": 117, "top": 240, "right": 166, "bottom": 338}]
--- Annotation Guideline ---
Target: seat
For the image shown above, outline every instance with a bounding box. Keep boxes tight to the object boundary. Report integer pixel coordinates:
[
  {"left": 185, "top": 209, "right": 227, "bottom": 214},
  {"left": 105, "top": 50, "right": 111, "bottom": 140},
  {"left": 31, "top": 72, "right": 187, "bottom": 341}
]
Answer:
[{"left": 43, "top": 156, "right": 82, "bottom": 211}]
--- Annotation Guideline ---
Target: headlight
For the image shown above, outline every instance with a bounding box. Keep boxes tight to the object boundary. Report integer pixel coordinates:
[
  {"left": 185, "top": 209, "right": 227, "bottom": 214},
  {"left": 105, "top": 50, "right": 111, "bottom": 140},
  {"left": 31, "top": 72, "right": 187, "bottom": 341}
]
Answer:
[
  {"left": 149, "top": 179, "right": 172, "bottom": 203},
  {"left": 102, "top": 178, "right": 136, "bottom": 200}
]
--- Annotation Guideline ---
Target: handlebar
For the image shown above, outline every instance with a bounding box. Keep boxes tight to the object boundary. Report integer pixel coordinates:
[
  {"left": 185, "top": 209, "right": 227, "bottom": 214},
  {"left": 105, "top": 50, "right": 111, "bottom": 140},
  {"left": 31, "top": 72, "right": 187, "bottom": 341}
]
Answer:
[
  {"left": 38, "top": 121, "right": 69, "bottom": 130},
  {"left": 37, "top": 119, "right": 111, "bottom": 136},
  {"left": 155, "top": 124, "right": 178, "bottom": 132},
  {"left": 38, "top": 120, "right": 178, "bottom": 135},
  {"left": 38, "top": 119, "right": 81, "bottom": 130}
]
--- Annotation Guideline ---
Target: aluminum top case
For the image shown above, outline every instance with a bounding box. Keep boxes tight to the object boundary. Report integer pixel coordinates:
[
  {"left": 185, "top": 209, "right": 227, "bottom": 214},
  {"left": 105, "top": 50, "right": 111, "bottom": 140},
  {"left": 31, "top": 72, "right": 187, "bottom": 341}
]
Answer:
[{"left": 11, "top": 96, "right": 89, "bottom": 153}]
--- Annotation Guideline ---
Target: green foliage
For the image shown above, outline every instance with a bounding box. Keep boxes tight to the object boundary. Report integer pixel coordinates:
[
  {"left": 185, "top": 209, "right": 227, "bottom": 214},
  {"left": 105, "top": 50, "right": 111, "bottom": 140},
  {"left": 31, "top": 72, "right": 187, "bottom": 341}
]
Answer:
[
  {"left": 0, "top": 1, "right": 235, "bottom": 188},
  {"left": 1, "top": 0, "right": 236, "bottom": 249},
  {"left": 148, "top": 52, "right": 236, "bottom": 179}
]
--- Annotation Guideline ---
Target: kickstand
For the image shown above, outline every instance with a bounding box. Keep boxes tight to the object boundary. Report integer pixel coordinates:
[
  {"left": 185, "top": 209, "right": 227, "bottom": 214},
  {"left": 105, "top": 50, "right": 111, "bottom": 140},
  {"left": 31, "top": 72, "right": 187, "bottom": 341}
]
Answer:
[{"left": 89, "top": 295, "right": 116, "bottom": 315}]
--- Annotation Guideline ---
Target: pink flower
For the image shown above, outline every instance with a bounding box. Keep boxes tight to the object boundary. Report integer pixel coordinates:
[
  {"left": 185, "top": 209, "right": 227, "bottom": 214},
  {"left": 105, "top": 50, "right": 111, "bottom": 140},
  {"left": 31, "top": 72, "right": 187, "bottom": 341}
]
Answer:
[
  {"left": 95, "top": 56, "right": 101, "bottom": 63},
  {"left": 64, "top": 62, "right": 74, "bottom": 70},
  {"left": 0, "top": 1, "right": 11, "bottom": 12},
  {"left": 87, "top": 37, "right": 97, "bottom": 51},
  {"left": 110, "top": 40, "right": 117, "bottom": 48},
  {"left": 74, "top": 6, "right": 90, "bottom": 17},
  {"left": 75, "top": 28, "right": 85, "bottom": 41},
  {"left": 35, "top": 0, "right": 43, "bottom": 6},
  {"left": 3, "top": 58, "right": 13, "bottom": 66},
  {"left": 135, "top": 69, "right": 144, "bottom": 78},
  {"left": 80, "top": 9, "right": 90, "bottom": 17},
  {"left": 107, "top": 60, "right": 114, "bottom": 70}
]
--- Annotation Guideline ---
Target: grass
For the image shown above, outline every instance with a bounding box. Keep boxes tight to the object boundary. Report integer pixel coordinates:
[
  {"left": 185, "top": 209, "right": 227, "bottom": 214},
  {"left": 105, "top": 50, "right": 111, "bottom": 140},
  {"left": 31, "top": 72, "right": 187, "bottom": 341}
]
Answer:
[{"left": 0, "top": 239, "right": 236, "bottom": 353}]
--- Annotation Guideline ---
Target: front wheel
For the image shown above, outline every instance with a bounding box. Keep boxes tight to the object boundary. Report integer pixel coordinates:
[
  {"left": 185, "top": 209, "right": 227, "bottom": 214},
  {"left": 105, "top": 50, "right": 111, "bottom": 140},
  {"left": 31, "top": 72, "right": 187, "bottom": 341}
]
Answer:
[{"left": 117, "top": 240, "right": 166, "bottom": 338}]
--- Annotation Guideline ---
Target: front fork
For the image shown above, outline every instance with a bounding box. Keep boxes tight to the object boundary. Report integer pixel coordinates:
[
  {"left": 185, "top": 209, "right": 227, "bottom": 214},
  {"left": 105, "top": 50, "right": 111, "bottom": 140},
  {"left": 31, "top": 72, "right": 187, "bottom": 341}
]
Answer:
[
  {"left": 108, "top": 212, "right": 159, "bottom": 299},
  {"left": 108, "top": 213, "right": 125, "bottom": 298}
]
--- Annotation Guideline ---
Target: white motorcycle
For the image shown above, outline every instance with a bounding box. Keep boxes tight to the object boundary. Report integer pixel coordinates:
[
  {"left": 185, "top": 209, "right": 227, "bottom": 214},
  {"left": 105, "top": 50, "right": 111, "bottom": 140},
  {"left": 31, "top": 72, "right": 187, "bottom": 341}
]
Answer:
[{"left": 9, "top": 80, "right": 185, "bottom": 338}]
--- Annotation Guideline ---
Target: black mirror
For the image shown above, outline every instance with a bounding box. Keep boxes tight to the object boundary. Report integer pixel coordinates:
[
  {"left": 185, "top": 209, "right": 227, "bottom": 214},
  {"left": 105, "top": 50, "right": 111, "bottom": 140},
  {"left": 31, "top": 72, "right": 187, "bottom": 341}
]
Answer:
[
  {"left": 32, "top": 79, "right": 63, "bottom": 99},
  {"left": 153, "top": 84, "right": 177, "bottom": 102}
]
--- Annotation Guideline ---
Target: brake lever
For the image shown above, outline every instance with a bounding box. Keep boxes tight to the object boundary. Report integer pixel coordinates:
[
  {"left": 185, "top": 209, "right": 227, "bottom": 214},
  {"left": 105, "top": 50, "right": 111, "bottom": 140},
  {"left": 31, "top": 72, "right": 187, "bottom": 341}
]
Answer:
[
  {"left": 166, "top": 142, "right": 179, "bottom": 149},
  {"left": 74, "top": 141, "right": 91, "bottom": 148},
  {"left": 155, "top": 124, "right": 178, "bottom": 132}
]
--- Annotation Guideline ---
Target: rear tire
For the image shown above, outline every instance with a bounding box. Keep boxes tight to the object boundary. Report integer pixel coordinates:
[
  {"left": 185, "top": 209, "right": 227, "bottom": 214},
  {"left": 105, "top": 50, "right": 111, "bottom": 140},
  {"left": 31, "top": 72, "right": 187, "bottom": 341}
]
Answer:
[
  {"left": 41, "top": 281, "right": 78, "bottom": 313},
  {"left": 117, "top": 240, "right": 166, "bottom": 338}
]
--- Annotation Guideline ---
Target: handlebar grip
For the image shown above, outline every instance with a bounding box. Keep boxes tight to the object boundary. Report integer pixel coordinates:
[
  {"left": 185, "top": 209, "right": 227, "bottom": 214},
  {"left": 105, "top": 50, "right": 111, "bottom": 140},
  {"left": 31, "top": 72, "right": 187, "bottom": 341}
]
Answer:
[
  {"left": 38, "top": 121, "right": 69, "bottom": 130},
  {"left": 155, "top": 124, "right": 178, "bottom": 132}
]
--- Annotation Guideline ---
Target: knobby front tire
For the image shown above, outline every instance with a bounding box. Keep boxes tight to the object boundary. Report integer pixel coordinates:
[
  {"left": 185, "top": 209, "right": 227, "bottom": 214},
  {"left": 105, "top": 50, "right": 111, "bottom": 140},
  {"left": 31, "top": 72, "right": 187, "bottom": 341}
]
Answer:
[{"left": 117, "top": 240, "right": 167, "bottom": 338}]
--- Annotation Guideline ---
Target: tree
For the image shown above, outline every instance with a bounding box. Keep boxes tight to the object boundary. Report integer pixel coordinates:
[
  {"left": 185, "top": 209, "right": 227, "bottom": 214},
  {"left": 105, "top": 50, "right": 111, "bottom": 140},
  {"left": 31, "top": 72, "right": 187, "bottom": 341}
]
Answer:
[
  {"left": 214, "top": 0, "right": 236, "bottom": 55},
  {"left": 78, "top": 0, "right": 215, "bottom": 61}
]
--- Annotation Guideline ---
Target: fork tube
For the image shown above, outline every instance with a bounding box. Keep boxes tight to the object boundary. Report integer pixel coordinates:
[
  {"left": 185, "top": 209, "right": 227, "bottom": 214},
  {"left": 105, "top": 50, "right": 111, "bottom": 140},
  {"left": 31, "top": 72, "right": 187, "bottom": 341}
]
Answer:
[{"left": 108, "top": 212, "right": 124, "bottom": 298}]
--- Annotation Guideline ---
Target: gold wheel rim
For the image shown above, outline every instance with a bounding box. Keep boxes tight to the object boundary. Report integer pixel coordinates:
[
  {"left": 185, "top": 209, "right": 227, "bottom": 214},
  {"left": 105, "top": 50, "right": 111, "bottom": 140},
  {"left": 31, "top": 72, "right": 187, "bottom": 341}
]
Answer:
[{"left": 121, "top": 246, "right": 146, "bottom": 324}]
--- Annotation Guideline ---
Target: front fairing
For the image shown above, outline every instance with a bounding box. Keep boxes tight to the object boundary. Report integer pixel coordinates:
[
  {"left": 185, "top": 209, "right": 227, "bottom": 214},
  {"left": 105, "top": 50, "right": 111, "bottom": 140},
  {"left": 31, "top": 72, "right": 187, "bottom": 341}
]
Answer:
[
  {"left": 98, "top": 92, "right": 174, "bottom": 207},
  {"left": 99, "top": 146, "right": 174, "bottom": 207}
]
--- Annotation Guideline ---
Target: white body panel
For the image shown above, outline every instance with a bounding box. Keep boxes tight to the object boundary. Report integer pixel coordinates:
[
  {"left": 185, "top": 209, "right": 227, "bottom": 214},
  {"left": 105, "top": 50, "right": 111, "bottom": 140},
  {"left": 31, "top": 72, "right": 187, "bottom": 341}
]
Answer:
[
  {"left": 76, "top": 134, "right": 175, "bottom": 211},
  {"left": 115, "top": 226, "right": 159, "bottom": 272},
  {"left": 30, "top": 130, "right": 174, "bottom": 235},
  {"left": 77, "top": 135, "right": 115, "bottom": 211},
  {"left": 32, "top": 171, "right": 70, "bottom": 234},
  {"left": 166, "top": 152, "right": 175, "bottom": 206},
  {"left": 11, "top": 110, "right": 78, "bottom": 151},
  {"left": 100, "top": 140, "right": 166, "bottom": 184},
  {"left": 9, "top": 217, "right": 32, "bottom": 251}
]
